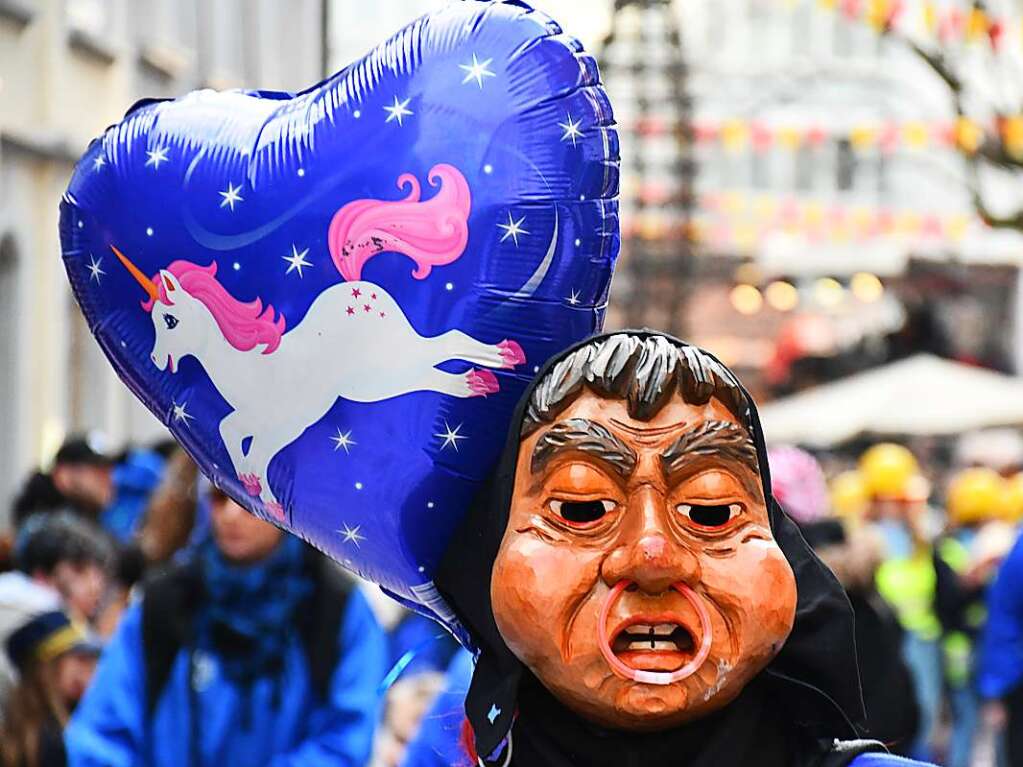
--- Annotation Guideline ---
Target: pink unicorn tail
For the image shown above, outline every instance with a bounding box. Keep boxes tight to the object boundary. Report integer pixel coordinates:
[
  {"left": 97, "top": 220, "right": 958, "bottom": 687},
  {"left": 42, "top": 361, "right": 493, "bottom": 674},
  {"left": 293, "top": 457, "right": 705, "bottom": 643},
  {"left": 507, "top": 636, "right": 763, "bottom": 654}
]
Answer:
[{"left": 327, "top": 164, "right": 471, "bottom": 282}]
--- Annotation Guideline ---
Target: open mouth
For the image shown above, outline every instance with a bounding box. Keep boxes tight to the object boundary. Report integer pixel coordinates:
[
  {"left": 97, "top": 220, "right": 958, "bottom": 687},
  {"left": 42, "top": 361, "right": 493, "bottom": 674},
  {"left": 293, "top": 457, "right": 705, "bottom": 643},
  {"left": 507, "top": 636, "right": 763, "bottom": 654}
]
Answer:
[
  {"left": 611, "top": 621, "right": 696, "bottom": 672},
  {"left": 598, "top": 581, "right": 714, "bottom": 686}
]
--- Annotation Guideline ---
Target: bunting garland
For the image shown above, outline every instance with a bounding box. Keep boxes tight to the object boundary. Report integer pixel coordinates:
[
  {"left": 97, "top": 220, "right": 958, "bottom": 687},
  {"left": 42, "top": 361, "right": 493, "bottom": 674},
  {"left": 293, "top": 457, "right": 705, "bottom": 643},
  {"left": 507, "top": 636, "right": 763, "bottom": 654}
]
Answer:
[
  {"left": 807, "top": 0, "right": 1011, "bottom": 50},
  {"left": 623, "top": 115, "right": 1021, "bottom": 155},
  {"left": 622, "top": 190, "right": 977, "bottom": 249}
]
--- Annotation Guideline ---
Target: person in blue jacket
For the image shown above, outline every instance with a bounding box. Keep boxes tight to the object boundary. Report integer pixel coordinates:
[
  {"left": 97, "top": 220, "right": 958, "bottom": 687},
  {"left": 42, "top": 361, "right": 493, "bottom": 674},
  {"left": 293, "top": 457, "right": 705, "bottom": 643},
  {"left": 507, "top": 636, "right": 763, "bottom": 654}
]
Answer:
[
  {"left": 64, "top": 486, "right": 386, "bottom": 767},
  {"left": 401, "top": 648, "right": 474, "bottom": 767},
  {"left": 978, "top": 531, "right": 1023, "bottom": 766}
]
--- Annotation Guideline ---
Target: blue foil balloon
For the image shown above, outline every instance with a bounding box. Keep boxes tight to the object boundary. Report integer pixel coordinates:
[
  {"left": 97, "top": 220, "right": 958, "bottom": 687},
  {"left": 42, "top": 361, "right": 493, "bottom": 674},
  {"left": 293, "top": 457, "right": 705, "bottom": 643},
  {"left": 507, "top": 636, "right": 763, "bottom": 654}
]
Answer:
[{"left": 59, "top": 0, "right": 619, "bottom": 633}]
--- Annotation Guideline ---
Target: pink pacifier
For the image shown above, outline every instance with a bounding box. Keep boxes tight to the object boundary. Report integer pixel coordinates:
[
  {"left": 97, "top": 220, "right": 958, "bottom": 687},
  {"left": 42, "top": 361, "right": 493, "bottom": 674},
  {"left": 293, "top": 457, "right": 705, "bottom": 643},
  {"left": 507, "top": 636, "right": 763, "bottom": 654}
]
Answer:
[{"left": 597, "top": 580, "right": 713, "bottom": 686}]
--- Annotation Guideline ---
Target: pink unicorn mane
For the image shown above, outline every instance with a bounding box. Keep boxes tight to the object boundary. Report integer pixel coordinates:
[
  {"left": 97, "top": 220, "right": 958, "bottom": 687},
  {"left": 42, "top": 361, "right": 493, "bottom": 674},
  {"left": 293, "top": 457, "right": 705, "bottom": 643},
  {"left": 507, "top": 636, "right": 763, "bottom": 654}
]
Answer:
[
  {"left": 327, "top": 163, "right": 471, "bottom": 282},
  {"left": 143, "top": 260, "right": 286, "bottom": 354}
]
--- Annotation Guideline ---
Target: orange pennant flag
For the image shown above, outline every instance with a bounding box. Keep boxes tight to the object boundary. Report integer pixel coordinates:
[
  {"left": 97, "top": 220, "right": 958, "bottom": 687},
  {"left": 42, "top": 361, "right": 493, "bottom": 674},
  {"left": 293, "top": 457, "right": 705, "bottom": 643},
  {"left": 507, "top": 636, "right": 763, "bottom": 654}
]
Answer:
[{"left": 955, "top": 117, "right": 983, "bottom": 154}]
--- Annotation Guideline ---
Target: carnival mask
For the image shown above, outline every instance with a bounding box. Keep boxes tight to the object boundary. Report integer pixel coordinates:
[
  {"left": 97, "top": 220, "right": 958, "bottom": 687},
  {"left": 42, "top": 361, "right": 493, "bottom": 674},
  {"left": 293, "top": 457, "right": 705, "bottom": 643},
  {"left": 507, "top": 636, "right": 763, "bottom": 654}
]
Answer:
[{"left": 490, "top": 337, "right": 798, "bottom": 730}]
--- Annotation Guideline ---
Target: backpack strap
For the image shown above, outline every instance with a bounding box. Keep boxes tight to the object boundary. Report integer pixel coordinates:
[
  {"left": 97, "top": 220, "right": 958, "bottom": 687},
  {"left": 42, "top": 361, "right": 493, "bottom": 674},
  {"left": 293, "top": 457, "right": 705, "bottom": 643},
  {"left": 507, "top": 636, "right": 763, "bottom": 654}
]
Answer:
[
  {"left": 817, "top": 739, "right": 888, "bottom": 767},
  {"left": 141, "top": 562, "right": 202, "bottom": 715},
  {"left": 299, "top": 554, "right": 353, "bottom": 701}
]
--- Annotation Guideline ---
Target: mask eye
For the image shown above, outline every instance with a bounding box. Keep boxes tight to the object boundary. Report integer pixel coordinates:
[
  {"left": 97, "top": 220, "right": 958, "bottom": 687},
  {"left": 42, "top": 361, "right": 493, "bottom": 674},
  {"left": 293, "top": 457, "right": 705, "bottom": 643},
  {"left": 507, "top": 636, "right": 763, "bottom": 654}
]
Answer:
[
  {"left": 677, "top": 503, "right": 741, "bottom": 528},
  {"left": 550, "top": 499, "right": 616, "bottom": 526},
  {"left": 163, "top": 313, "right": 179, "bottom": 330}
]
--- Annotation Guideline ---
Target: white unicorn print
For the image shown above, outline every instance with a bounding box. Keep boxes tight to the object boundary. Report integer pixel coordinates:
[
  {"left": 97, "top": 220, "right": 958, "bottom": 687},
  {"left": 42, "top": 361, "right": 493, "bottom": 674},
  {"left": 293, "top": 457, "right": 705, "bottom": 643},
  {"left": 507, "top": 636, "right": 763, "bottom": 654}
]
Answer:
[{"left": 112, "top": 163, "right": 525, "bottom": 519}]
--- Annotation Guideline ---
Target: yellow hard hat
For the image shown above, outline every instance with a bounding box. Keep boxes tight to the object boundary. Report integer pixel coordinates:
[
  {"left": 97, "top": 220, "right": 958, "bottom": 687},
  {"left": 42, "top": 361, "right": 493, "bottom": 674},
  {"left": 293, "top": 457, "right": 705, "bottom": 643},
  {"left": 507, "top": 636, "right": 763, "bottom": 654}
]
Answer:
[
  {"left": 947, "top": 467, "right": 1006, "bottom": 525},
  {"left": 831, "top": 470, "right": 870, "bottom": 518},
  {"left": 1000, "top": 473, "right": 1023, "bottom": 523},
  {"left": 859, "top": 443, "right": 920, "bottom": 498}
]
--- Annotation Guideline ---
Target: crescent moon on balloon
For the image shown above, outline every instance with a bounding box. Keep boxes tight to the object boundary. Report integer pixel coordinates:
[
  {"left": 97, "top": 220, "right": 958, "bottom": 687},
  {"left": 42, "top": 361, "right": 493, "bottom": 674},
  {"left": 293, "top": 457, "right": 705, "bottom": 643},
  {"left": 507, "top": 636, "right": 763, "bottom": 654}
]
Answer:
[{"left": 510, "top": 208, "right": 558, "bottom": 299}]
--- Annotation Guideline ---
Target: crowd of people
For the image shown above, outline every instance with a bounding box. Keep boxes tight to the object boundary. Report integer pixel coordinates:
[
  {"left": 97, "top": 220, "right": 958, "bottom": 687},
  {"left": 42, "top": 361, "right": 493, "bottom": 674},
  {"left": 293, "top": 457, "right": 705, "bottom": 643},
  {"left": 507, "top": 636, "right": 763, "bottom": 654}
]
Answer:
[
  {"left": 0, "top": 435, "right": 464, "bottom": 767},
  {"left": 2, "top": 429, "right": 1023, "bottom": 766}
]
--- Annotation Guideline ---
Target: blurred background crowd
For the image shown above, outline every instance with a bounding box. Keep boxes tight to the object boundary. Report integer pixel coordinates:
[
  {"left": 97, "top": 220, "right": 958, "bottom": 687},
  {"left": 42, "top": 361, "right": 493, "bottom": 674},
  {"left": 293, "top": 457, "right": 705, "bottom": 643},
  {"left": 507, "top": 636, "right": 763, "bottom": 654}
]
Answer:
[{"left": 6, "top": 0, "right": 1023, "bottom": 765}]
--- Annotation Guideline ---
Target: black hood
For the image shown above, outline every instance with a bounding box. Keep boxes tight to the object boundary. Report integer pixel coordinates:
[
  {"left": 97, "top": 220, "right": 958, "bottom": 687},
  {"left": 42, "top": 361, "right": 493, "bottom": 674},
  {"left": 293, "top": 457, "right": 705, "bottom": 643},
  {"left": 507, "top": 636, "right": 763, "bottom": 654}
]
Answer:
[{"left": 436, "top": 330, "right": 866, "bottom": 761}]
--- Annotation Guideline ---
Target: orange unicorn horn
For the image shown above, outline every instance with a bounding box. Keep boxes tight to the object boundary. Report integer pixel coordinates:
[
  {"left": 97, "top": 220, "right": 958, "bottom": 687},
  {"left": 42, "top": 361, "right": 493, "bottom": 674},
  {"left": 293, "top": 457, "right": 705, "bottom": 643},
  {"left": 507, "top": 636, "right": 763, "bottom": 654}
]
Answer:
[{"left": 110, "top": 245, "right": 159, "bottom": 302}]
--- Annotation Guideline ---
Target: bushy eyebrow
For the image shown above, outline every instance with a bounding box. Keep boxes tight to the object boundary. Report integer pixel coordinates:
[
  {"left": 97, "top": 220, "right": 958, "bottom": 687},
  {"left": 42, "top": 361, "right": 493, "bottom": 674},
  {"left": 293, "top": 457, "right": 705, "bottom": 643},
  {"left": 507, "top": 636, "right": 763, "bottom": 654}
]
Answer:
[
  {"left": 659, "top": 420, "right": 759, "bottom": 476},
  {"left": 530, "top": 418, "right": 637, "bottom": 477}
]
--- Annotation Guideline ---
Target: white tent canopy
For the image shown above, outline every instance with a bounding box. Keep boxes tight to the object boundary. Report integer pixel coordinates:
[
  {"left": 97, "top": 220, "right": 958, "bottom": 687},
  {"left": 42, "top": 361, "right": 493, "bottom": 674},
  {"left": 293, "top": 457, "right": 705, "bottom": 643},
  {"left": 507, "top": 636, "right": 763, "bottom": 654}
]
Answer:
[{"left": 759, "top": 354, "right": 1023, "bottom": 447}]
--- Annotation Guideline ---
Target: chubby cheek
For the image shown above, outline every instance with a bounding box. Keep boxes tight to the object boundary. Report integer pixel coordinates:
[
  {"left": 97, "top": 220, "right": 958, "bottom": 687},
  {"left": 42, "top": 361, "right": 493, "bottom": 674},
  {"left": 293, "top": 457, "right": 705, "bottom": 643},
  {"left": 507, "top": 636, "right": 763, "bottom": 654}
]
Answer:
[
  {"left": 705, "top": 542, "right": 796, "bottom": 665},
  {"left": 491, "top": 534, "right": 602, "bottom": 669}
]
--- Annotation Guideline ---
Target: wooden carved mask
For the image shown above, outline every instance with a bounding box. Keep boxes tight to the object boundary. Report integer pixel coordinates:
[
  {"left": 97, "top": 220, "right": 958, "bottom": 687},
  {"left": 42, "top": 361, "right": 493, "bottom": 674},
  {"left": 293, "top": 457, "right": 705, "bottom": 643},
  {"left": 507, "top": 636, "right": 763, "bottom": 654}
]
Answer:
[{"left": 490, "top": 373, "right": 797, "bottom": 731}]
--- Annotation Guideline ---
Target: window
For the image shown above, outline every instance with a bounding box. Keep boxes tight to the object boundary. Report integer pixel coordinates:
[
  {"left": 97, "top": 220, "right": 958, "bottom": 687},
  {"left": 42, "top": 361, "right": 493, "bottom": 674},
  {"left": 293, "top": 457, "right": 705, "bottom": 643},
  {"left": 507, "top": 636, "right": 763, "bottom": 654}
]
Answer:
[
  {"left": 66, "top": 0, "right": 108, "bottom": 37},
  {"left": 67, "top": 295, "right": 109, "bottom": 434},
  {"left": 791, "top": 2, "right": 812, "bottom": 56},
  {"left": 833, "top": 12, "right": 853, "bottom": 58},
  {"left": 0, "top": 236, "right": 18, "bottom": 517},
  {"left": 795, "top": 144, "right": 815, "bottom": 192},
  {"left": 752, "top": 150, "right": 769, "bottom": 189},
  {"left": 836, "top": 138, "right": 855, "bottom": 191},
  {"left": 876, "top": 151, "right": 889, "bottom": 196},
  {"left": 132, "top": 0, "right": 198, "bottom": 51}
]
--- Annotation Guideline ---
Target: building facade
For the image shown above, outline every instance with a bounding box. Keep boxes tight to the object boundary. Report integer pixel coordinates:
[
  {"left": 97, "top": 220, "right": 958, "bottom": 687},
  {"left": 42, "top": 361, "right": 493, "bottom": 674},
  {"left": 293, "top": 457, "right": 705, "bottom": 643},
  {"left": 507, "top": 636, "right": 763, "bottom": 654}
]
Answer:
[{"left": 0, "top": 0, "right": 323, "bottom": 515}]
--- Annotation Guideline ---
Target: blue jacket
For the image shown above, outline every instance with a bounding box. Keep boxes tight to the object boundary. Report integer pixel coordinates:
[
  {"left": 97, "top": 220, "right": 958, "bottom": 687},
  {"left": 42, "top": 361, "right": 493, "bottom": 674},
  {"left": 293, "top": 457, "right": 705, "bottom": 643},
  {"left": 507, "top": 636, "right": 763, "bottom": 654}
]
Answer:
[
  {"left": 401, "top": 649, "right": 474, "bottom": 767},
  {"left": 65, "top": 589, "right": 386, "bottom": 767},
  {"left": 389, "top": 611, "right": 461, "bottom": 678},
  {"left": 101, "top": 449, "right": 165, "bottom": 541},
  {"left": 978, "top": 530, "right": 1023, "bottom": 699}
]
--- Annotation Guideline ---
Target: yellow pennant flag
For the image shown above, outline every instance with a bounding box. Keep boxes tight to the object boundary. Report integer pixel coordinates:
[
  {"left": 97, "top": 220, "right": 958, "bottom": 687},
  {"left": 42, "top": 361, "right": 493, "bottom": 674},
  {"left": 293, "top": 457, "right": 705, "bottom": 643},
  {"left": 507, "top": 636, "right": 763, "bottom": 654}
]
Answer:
[
  {"left": 922, "top": 1, "right": 938, "bottom": 33},
  {"left": 903, "top": 122, "right": 930, "bottom": 149},
  {"left": 966, "top": 8, "right": 988, "bottom": 42},
  {"left": 776, "top": 127, "right": 803, "bottom": 149},
  {"left": 734, "top": 223, "right": 758, "bottom": 251},
  {"left": 804, "top": 202, "right": 825, "bottom": 228},
  {"left": 945, "top": 215, "right": 970, "bottom": 241},
  {"left": 867, "top": 0, "right": 891, "bottom": 30},
  {"left": 722, "top": 191, "right": 745, "bottom": 216},
  {"left": 850, "top": 125, "right": 877, "bottom": 150},
  {"left": 895, "top": 212, "right": 922, "bottom": 236},
  {"left": 753, "top": 195, "right": 778, "bottom": 220},
  {"left": 851, "top": 207, "right": 874, "bottom": 236},
  {"left": 721, "top": 120, "right": 749, "bottom": 152}
]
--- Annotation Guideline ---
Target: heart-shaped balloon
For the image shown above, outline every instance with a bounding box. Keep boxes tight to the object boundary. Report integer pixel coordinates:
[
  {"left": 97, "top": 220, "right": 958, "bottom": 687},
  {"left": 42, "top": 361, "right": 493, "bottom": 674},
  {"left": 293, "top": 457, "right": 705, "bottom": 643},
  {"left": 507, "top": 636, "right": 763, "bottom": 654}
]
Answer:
[{"left": 60, "top": 0, "right": 618, "bottom": 632}]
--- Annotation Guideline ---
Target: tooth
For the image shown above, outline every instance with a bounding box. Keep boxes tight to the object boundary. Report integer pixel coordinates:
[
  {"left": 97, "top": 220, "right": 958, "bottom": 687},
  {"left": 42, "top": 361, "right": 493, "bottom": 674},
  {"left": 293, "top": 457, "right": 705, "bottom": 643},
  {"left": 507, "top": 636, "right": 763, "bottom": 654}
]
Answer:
[
  {"left": 625, "top": 624, "right": 651, "bottom": 635},
  {"left": 626, "top": 640, "right": 681, "bottom": 652},
  {"left": 653, "top": 624, "right": 676, "bottom": 636}
]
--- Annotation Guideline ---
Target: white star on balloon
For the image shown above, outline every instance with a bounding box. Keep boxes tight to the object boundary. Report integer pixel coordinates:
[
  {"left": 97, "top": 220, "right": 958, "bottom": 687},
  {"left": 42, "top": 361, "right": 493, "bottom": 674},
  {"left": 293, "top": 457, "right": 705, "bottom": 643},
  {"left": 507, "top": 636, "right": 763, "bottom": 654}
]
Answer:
[
  {"left": 435, "top": 421, "right": 467, "bottom": 451},
  {"left": 567, "top": 289, "right": 581, "bottom": 306},
  {"left": 459, "top": 53, "right": 496, "bottom": 88},
  {"left": 93, "top": 156, "right": 106, "bottom": 171},
  {"left": 331, "top": 428, "right": 356, "bottom": 454},
  {"left": 558, "top": 113, "right": 584, "bottom": 146},
  {"left": 283, "top": 244, "right": 312, "bottom": 277},
  {"left": 87, "top": 255, "right": 105, "bottom": 283},
  {"left": 145, "top": 147, "right": 169, "bottom": 169},
  {"left": 171, "top": 400, "right": 194, "bottom": 426},
  {"left": 384, "top": 96, "right": 413, "bottom": 126},
  {"left": 219, "top": 182, "right": 244, "bottom": 210},
  {"left": 338, "top": 522, "right": 365, "bottom": 547},
  {"left": 498, "top": 212, "right": 529, "bottom": 247}
]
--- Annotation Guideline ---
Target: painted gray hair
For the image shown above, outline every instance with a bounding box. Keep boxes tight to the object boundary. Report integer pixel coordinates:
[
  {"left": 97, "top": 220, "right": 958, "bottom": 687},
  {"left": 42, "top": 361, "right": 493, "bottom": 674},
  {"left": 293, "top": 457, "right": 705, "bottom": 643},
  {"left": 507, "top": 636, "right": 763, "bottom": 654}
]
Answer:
[{"left": 521, "top": 334, "right": 750, "bottom": 436}]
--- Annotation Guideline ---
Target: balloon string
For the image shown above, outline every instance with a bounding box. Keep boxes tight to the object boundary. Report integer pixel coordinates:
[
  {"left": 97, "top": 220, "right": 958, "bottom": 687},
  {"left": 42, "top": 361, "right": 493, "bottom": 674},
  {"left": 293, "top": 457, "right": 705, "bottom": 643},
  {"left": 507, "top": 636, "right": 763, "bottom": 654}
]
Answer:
[{"left": 378, "top": 633, "right": 448, "bottom": 694}]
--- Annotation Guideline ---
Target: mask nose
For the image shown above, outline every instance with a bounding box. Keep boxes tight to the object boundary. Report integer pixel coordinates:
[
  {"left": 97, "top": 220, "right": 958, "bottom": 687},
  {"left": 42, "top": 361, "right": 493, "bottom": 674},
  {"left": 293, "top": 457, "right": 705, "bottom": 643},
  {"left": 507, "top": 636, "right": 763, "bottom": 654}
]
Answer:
[{"left": 600, "top": 485, "right": 701, "bottom": 594}]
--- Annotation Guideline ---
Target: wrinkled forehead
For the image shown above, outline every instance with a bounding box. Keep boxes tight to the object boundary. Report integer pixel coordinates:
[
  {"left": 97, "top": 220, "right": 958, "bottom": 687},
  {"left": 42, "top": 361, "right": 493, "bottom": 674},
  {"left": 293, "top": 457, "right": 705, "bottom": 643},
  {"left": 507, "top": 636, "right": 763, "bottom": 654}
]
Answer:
[{"left": 518, "top": 389, "right": 762, "bottom": 482}]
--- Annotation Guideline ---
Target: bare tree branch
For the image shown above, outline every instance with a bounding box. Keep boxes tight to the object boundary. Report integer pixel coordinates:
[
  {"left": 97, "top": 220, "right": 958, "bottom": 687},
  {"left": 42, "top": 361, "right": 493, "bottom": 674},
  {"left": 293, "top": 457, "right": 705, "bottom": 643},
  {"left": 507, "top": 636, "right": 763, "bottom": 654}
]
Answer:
[{"left": 880, "top": 6, "right": 1023, "bottom": 230}]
